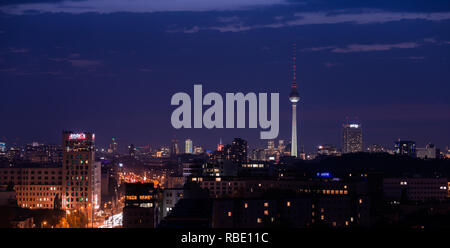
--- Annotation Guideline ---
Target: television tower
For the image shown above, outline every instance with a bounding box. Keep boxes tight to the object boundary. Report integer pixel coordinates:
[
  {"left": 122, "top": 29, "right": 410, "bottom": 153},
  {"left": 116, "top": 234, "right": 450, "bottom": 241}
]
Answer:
[{"left": 289, "top": 43, "right": 300, "bottom": 157}]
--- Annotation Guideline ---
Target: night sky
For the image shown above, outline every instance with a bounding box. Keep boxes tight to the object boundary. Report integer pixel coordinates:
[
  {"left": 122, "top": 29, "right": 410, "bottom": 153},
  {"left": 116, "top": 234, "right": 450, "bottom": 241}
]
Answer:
[{"left": 0, "top": 0, "right": 449, "bottom": 152}]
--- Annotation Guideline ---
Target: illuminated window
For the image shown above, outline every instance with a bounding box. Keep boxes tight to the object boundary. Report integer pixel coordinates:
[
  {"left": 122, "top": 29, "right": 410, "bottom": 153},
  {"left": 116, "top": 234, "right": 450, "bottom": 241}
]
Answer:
[
  {"left": 264, "top": 210, "right": 269, "bottom": 215},
  {"left": 140, "top": 195, "right": 153, "bottom": 200},
  {"left": 228, "top": 211, "right": 232, "bottom": 217},
  {"left": 257, "top": 218, "right": 262, "bottom": 223},
  {"left": 287, "top": 201, "right": 291, "bottom": 207},
  {"left": 126, "top": 195, "right": 137, "bottom": 200},
  {"left": 264, "top": 202, "right": 269, "bottom": 207},
  {"left": 244, "top": 203, "right": 248, "bottom": 208}
]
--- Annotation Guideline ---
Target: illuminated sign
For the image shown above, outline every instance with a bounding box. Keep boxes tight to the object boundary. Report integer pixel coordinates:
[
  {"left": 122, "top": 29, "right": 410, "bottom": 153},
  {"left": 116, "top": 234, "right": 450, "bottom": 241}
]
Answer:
[
  {"left": 316, "top": 172, "right": 332, "bottom": 178},
  {"left": 69, "top": 133, "right": 86, "bottom": 140},
  {"left": 349, "top": 124, "right": 360, "bottom": 128}
]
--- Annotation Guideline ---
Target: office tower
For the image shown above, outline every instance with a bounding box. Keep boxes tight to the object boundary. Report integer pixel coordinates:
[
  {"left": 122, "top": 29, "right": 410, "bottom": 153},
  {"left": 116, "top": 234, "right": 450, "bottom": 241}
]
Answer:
[
  {"left": 289, "top": 43, "right": 300, "bottom": 157},
  {"left": 0, "top": 142, "right": 6, "bottom": 156},
  {"left": 229, "top": 138, "right": 248, "bottom": 164},
  {"left": 24, "top": 142, "right": 62, "bottom": 163},
  {"left": 366, "top": 144, "right": 386, "bottom": 153},
  {"left": 171, "top": 139, "right": 179, "bottom": 157},
  {"left": 342, "top": 123, "right": 363, "bottom": 153},
  {"left": 128, "top": 144, "right": 136, "bottom": 158},
  {"left": 62, "top": 131, "right": 101, "bottom": 211},
  {"left": 185, "top": 139, "right": 193, "bottom": 154},
  {"left": 193, "top": 146, "right": 204, "bottom": 155},
  {"left": 317, "top": 144, "right": 339, "bottom": 156},
  {"left": 278, "top": 140, "right": 285, "bottom": 152},
  {"left": 0, "top": 165, "right": 62, "bottom": 209},
  {"left": 394, "top": 140, "right": 416, "bottom": 157},
  {"left": 123, "top": 183, "right": 158, "bottom": 228},
  {"left": 108, "top": 137, "right": 118, "bottom": 154},
  {"left": 299, "top": 145, "right": 306, "bottom": 160},
  {"left": 217, "top": 138, "right": 224, "bottom": 151},
  {"left": 416, "top": 143, "right": 436, "bottom": 159}
]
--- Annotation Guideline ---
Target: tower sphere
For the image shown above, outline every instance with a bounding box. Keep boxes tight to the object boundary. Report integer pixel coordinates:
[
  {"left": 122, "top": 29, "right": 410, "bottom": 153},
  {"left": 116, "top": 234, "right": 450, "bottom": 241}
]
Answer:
[{"left": 289, "top": 88, "right": 300, "bottom": 103}]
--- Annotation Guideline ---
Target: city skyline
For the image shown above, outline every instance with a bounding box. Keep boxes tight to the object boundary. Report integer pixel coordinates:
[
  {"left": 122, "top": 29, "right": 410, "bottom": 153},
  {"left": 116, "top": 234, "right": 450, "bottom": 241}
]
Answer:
[{"left": 1, "top": 0, "right": 450, "bottom": 152}]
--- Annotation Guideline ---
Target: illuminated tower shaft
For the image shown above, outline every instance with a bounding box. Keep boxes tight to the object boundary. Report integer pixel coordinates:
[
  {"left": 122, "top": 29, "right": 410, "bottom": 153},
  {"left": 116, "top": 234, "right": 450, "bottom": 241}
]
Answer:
[
  {"left": 291, "top": 103, "right": 298, "bottom": 157},
  {"left": 289, "top": 43, "right": 300, "bottom": 157}
]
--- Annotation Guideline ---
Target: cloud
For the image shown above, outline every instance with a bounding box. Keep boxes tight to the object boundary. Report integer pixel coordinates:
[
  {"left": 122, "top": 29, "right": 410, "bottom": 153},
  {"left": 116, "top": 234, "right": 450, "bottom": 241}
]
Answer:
[
  {"left": 301, "top": 46, "right": 335, "bottom": 52},
  {"left": 217, "top": 16, "right": 241, "bottom": 23},
  {"left": 49, "top": 57, "right": 102, "bottom": 67},
  {"left": 67, "top": 59, "right": 102, "bottom": 67},
  {"left": 331, "top": 42, "right": 419, "bottom": 53},
  {"left": 0, "top": 0, "right": 286, "bottom": 14},
  {"left": 9, "top": 47, "right": 29, "bottom": 53},
  {"left": 288, "top": 11, "right": 450, "bottom": 26},
  {"left": 169, "top": 10, "right": 450, "bottom": 33}
]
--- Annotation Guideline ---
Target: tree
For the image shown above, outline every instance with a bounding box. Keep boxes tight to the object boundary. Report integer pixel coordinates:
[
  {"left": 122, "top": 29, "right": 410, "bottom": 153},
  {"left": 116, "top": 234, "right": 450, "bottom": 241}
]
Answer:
[
  {"left": 67, "top": 210, "right": 88, "bottom": 228},
  {"left": 53, "top": 194, "right": 61, "bottom": 210}
]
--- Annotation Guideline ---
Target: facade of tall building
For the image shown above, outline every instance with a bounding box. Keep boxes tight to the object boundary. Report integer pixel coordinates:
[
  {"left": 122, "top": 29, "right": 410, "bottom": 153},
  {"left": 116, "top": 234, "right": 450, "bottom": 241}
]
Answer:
[
  {"left": 342, "top": 123, "right": 363, "bottom": 153},
  {"left": 366, "top": 144, "right": 386, "bottom": 153},
  {"left": 0, "top": 142, "right": 6, "bottom": 155},
  {"left": 108, "top": 137, "right": 118, "bottom": 154},
  {"left": 171, "top": 139, "right": 179, "bottom": 157},
  {"left": 62, "top": 131, "right": 101, "bottom": 210},
  {"left": 278, "top": 140, "right": 285, "bottom": 153},
  {"left": 229, "top": 138, "right": 248, "bottom": 164},
  {"left": 416, "top": 143, "right": 437, "bottom": 159},
  {"left": 24, "top": 142, "right": 62, "bottom": 163},
  {"left": 123, "top": 183, "right": 158, "bottom": 228},
  {"left": 185, "top": 139, "right": 193, "bottom": 154},
  {"left": 0, "top": 165, "right": 63, "bottom": 209},
  {"left": 394, "top": 140, "right": 416, "bottom": 157},
  {"left": 289, "top": 43, "right": 300, "bottom": 157},
  {"left": 128, "top": 144, "right": 136, "bottom": 157},
  {"left": 193, "top": 146, "right": 204, "bottom": 155},
  {"left": 217, "top": 139, "right": 224, "bottom": 152}
]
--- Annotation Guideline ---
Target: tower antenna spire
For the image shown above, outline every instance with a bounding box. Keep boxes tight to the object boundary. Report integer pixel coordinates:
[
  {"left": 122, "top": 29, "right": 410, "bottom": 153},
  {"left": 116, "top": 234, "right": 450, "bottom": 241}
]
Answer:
[{"left": 292, "top": 42, "right": 297, "bottom": 89}]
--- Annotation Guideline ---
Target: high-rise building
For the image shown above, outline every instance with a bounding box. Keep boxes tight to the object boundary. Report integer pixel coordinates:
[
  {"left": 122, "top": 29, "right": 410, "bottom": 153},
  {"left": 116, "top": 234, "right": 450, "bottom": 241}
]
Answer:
[
  {"left": 278, "top": 140, "right": 285, "bottom": 152},
  {"left": 318, "top": 144, "right": 339, "bottom": 156},
  {"left": 268, "top": 140, "right": 275, "bottom": 150},
  {"left": 171, "top": 139, "right": 179, "bottom": 157},
  {"left": 0, "top": 142, "right": 6, "bottom": 156},
  {"left": 416, "top": 143, "right": 436, "bottom": 159},
  {"left": 289, "top": 43, "right": 300, "bottom": 157},
  {"left": 342, "top": 123, "right": 363, "bottom": 153},
  {"left": 62, "top": 131, "right": 101, "bottom": 211},
  {"left": 217, "top": 138, "right": 224, "bottom": 151},
  {"left": 108, "top": 137, "right": 118, "bottom": 154},
  {"left": 366, "top": 144, "right": 386, "bottom": 153},
  {"left": 24, "top": 142, "right": 62, "bottom": 163},
  {"left": 123, "top": 183, "right": 158, "bottom": 228},
  {"left": 185, "top": 139, "right": 193, "bottom": 154},
  {"left": 394, "top": 140, "right": 416, "bottom": 157},
  {"left": 128, "top": 144, "right": 136, "bottom": 158},
  {"left": 193, "top": 146, "right": 204, "bottom": 155},
  {"left": 229, "top": 138, "right": 248, "bottom": 164}
]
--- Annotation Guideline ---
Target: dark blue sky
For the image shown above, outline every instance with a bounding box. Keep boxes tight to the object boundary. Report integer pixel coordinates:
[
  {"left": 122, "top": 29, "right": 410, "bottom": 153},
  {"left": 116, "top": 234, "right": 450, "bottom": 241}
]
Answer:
[{"left": 0, "top": 0, "right": 449, "bottom": 152}]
